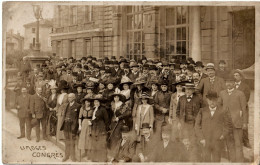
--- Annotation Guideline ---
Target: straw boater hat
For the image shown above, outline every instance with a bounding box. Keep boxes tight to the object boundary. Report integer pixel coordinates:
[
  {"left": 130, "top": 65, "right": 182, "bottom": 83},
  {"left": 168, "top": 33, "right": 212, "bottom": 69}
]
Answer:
[
  {"left": 110, "top": 91, "right": 126, "bottom": 102},
  {"left": 184, "top": 83, "right": 195, "bottom": 89},
  {"left": 205, "top": 63, "right": 215, "bottom": 70}
]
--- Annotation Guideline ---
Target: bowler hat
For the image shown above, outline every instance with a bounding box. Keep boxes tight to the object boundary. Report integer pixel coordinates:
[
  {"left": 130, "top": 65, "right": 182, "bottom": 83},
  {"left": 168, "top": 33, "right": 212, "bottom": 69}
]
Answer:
[
  {"left": 121, "top": 125, "right": 130, "bottom": 133},
  {"left": 159, "top": 80, "right": 169, "bottom": 86},
  {"left": 111, "top": 56, "right": 116, "bottom": 60},
  {"left": 161, "top": 124, "right": 172, "bottom": 134},
  {"left": 206, "top": 91, "right": 218, "bottom": 100},
  {"left": 219, "top": 60, "right": 226, "bottom": 64},
  {"left": 141, "top": 123, "right": 151, "bottom": 129},
  {"left": 195, "top": 61, "right": 204, "bottom": 67}
]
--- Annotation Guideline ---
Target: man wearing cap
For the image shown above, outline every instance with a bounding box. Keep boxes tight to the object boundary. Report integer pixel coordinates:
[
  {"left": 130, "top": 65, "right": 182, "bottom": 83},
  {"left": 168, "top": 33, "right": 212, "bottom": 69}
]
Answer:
[
  {"left": 133, "top": 123, "right": 156, "bottom": 162},
  {"left": 195, "top": 91, "right": 232, "bottom": 162},
  {"left": 110, "top": 125, "right": 136, "bottom": 163},
  {"left": 60, "top": 93, "right": 81, "bottom": 162},
  {"left": 219, "top": 76, "right": 247, "bottom": 162},
  {"left": 197, "top": 63, "right": 226, "bottom": 102},
  {"left": 233, "top": 69, "right": 251, "bottom": 148},
  {"left": 176, "top": 83, "right": 202, "bottom": 161},
  {"left": 151, "top": 124, "right": 187, "bottom": 162}
]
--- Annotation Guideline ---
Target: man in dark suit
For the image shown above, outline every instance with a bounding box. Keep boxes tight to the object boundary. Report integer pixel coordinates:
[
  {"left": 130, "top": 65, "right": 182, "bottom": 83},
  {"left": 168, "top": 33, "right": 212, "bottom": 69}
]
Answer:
[
  {"left": 233, "top": 69, "right": 251, "bottom": 148},
  {"left": 197, "top": 63, "right": 226, "bottom": 102},
  {"left": 60, "top": 93, "right": 81, "bottom": 162},
  {"left": 195, "top": 91, "right": 233, "bottom": 162},
  {"left": 25, "top": 79, "right": 35, "bottom": 95},
  {"left": 30, "top": 87, "right": 48, "bottom": 142},
  {"left": 176, "top": 83, "right": 202, "bottom": 162},
  {"left": 151, "top": 124, "right": 187, "bottom": 162},
  {"left": 110, "top": 125, "right": 136, "bottom": 162},
  {"left": 15, "top": 87, "right": 32, "bottom": 140},
  {"left": 132, "top": 123, "right": 157, "bottom": 162},
  {"left": 219, "top": 76, "right": 247, "bottom": 162}
]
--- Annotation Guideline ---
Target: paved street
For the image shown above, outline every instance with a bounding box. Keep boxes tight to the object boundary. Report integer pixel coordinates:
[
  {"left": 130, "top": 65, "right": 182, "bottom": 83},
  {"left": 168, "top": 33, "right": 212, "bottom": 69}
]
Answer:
[
  {"left": 2, "top": 110, "right": 64, "bottom": 164},
  {"left": 2, "top": 90, "right": 255, "bottom": 163}
]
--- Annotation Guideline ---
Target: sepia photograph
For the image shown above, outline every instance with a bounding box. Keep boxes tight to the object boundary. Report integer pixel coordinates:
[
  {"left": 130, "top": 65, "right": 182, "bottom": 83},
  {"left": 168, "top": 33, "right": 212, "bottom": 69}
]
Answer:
[{"left": 2, "top": 1, "right": 260, "bottom": 164}]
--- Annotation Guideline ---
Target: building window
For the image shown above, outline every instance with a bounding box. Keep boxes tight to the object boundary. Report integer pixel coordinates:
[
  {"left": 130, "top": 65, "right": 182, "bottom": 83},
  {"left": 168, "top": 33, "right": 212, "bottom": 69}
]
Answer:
[
  {"left": 84, "top": 39, "right": 92, "bottom": 56},
  {"left": 33, "top": 38, "right": 35, "bottom": 47},
  {"left": 58, "top": 6, "right": 62, "bottom": 27},
  {"left": 164, "top": 7, "right": 189, "bottom": 60},
  {"left": 126, "top": 6, "right": 145, "bottom": 61},
  {"left": 70, "top": 40, "right": 76, "bottom": 58},
  {"left": 85, "top": 6, "right": 93, "bottom": 22},
  {"left": 70, "top": 6, "right": 77, "bottom": 25},
  {"left": 32, "top": 28, "right": 36, "bottom": 33}
]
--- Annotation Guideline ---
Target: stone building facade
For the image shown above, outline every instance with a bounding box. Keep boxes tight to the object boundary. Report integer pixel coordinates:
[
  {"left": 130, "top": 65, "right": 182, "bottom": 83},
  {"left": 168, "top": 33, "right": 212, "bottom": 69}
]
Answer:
[
  {"left": 24, "top": 19, "right": 53, "bottom": 52},
  {"left": 51, "top": 5, "right": 255, "bottom": 70},
  {"left": 6, "top": 29, "right": 24, "bottom": 54}
]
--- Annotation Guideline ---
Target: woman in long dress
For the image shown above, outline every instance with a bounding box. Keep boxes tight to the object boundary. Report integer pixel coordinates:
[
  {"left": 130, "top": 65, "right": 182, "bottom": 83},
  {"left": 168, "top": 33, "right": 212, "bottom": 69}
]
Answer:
[
  {"left": 55, "top": 85, "right": 69, "bottom": 140},
  {"left": 89, "top": 96, "right": 110, "bottom": 162},
  {"left": 169, "top": 81, "right": 185, "bottom": 141},
  {"left": 46, "top": 85, "right": 58, "bottom": 137},
  {"left": 135, "top": 92, "right": 154, "bottom": 141},
  {"left": 78, "top": 97, "right": 93, "bottom": 159},
  {"left": 108, "top": 92, "right": 131, "bottom": 153}
]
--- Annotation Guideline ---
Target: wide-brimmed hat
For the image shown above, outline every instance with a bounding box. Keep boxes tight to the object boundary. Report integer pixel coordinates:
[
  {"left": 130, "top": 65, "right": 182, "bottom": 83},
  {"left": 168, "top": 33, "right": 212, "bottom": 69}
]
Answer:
[
  {"left": 206, "top": 91, "right": 218, "bottom": 100},
  {"left": 80, "top": 97, "right": 94, "bottom": 103},
  {"left": 74, "top": 83, "right": 84, "bottom": 88},
  {"left": 134, "top": 78, "right": 146, "bottom": 85},
  {"left": 184, "top": 83, "right": 195, "bottom": 89},
  {"left": 120, "top": 76, "right": 133, "bottom": 86},
  {"left": 159, "top": 80, "right": 169, "bottom": 86},
  {"left": 205, "top": 63, "right": 215, "bottom": 70},
  {"left": 150, "top": 80, "right": 159, "bottom": 86},
  {"left": 149, "top": 65, "right": 158, "bottom": 71},
  {"left": 91, "top": 94, "right": 106, "bottom": 101},
  {"left": 110, "top": 91, "right": 126, "bottom": 102}
]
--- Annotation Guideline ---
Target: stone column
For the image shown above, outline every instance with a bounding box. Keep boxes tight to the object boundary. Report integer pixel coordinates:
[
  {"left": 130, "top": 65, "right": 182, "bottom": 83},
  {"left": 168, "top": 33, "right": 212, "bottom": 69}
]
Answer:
[{"left": 190, "top": 6, "right": 201, "bottom": 61}]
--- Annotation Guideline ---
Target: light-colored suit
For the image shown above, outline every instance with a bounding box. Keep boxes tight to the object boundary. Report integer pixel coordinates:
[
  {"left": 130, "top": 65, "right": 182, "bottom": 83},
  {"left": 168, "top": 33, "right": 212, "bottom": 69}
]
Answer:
[{"left": 135, "top": 104, "right": 154, "bottom": 136}]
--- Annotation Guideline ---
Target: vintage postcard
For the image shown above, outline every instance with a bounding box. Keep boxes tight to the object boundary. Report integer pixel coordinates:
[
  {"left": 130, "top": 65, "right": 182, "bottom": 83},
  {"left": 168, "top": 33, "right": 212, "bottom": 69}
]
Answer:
[{"left": 2, "top": 1, "right": 260, "bottom": 164}]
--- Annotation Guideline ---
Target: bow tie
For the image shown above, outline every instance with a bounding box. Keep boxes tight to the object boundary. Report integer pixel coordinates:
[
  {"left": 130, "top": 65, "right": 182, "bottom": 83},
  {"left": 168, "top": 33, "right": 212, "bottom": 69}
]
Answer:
[{"left": 187, "top": 96, "right": 192, "bottom": 99}]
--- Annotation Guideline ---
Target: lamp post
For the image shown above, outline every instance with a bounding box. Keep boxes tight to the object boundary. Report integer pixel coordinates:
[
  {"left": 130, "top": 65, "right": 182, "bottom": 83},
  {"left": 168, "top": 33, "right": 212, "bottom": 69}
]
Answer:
[{"left": 32, "top": 5, "right": 43, "bottom": 53}]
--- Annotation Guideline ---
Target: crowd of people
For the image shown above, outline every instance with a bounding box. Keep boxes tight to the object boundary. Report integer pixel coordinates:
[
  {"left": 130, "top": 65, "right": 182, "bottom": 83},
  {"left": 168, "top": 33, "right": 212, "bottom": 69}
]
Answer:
[{"left": 14, "top": 55, "right": 251, "bottom": 162}]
